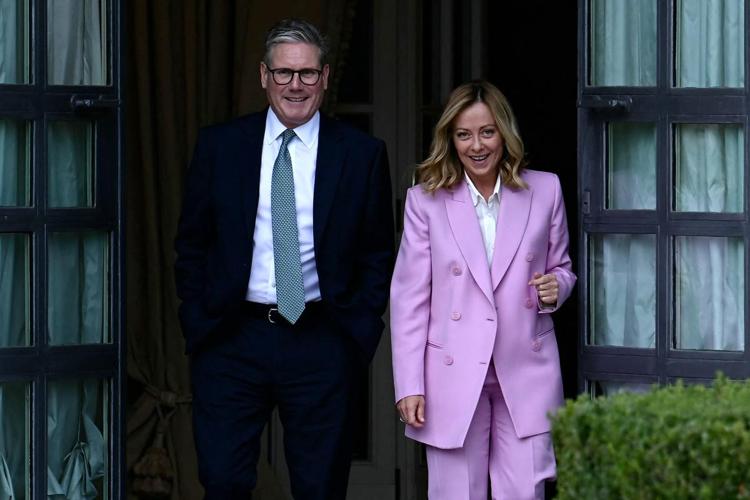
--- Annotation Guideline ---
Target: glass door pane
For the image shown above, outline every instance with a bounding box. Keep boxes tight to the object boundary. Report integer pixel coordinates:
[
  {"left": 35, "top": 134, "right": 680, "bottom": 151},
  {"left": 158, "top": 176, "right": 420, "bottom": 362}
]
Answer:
[
  {"left": 588, "top": 380, "right": 653, "bottom": 396},
  {"left": 607, "top": 122, "right": 657, "bottom": 209},
  {"left": 0, "top": 118, "right": 31, "bottom": 207},
  {"left": 47, "top": 378, "right": 108, "bottom": 499},
  {"left": 0, "top": 381, "right": 30, "bottom": 500},
  {"left": 675, "top": 0, "right": 745, "bottom": 88},
  {"left": 674, "top": 123, "right": 743, "bottom": 213},
  {"left": 47, "top": 231, "right": 109, "bottom": 345},
  {"left": 47, "top": 120, "right": 94, "bottom": 208},
  {"left": 674, "top": 236, "right": 744, "bottom": 351},
  {"left": 589, "top": 233, "right": 656, "bottom": 348},
  {"left": 0, "top": 233, "right": 30, "bottom": 347},
  {"left": 47, "top": 0, "right": 108, "bottom": 86},
  {"left": 590, "top": 0, "right": 657, "bottom": 86},
  {"left": 0, "top": 0, "right": 30, "bottom": 84}
]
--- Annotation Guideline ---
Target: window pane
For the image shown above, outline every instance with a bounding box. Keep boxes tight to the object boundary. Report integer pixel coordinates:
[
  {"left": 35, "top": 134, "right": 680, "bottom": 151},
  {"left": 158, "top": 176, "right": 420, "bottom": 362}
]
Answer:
[
  {"left": 607, "top": 122, "right": 656, "bottom": 209},
  {"left": 0, "top": 119, "right": 30, "bottom": 207},
  {"left": 589, "top": 380, "right": 653, "bottom": 397},
  {"left": 0, "top": 381, "right": 30, "bottom": 500},
  {"left": 48, "top": 232, "right": 109, "bottom": 345},
  {"left": 47, "top": 0, "right": 108, "bottom": 85},
  {"left": 47, "top": 378, "right": 108, "bottom": 499},
  {"left": 590, "top": 0, "right": 657, "bottom": 86},
  {"left": 0, "top": 233, "right": 29, "bottom": 347},
  {"left": 0, "top": 0, "right": 30, "bottom": 84},
  {"left": 674, "top": 124, "right": 743, "bottom": 213},
  {"left": 676, "top": 0, "right": 745, "bottom": 88},
  {"left": 589, "top": 234, "right": 656, "bottom": 348},
  {"left": 48, "top": 121, "right": 94, "bottom": 208},
  {"left": 674, "top": 236, "right": 744, "bottom": 351}
]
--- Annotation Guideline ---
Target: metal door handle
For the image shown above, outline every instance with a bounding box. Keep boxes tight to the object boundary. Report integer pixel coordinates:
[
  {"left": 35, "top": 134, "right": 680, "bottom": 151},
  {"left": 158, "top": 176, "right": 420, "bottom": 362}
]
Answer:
[
  {"left": 70, "top": 95, "right": 121, "bottom": 112},
  {"left": 578, "top": 95, "right": 632, "bottom": 112}
]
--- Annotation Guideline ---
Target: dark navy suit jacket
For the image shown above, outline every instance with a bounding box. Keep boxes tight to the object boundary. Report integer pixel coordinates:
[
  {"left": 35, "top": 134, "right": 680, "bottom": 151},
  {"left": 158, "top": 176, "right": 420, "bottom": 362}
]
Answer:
[{"left": 174, "top": 111, "right": 395, "bottom": 362}]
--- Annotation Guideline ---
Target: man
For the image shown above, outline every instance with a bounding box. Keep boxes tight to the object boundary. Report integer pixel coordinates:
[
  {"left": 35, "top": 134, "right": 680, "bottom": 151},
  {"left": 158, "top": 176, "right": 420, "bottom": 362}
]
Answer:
[{"left": 174, "top": 18, "right": 394, "bottom": 500}]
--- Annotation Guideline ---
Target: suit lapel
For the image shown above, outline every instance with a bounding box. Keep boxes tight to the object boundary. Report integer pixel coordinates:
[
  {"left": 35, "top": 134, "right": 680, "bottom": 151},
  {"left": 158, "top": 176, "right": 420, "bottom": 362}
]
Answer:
[
  {"left": 238, "top": 112, "right": 266, "bottom": 238},
  {"left": 445, "top": 181, "right": 494, "bottom": 305},
  {"left": 313, "top": 115, "right": 345, "bottom": 247},
  {"left": 491, "top": 183, "right": 532, "bottom": 289}
]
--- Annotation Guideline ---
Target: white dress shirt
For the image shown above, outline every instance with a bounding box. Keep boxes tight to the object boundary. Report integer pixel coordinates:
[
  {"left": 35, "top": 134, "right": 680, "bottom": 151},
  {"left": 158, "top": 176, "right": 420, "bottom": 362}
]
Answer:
[
  {"left": 465, "top": 173, "right": 502, "bottom": 265},
  {"left": 246, "top": 108, "right": 322, "bottom": 303}
]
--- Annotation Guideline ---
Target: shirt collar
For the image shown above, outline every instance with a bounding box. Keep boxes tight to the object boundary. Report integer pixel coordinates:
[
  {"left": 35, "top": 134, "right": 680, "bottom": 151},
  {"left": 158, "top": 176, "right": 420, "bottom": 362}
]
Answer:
[
  {"left": 264, "top": 108, "right": 320, "bottom": 149},
  {"left": 464, "top": 172, "right": 501, "bottom": 207}
]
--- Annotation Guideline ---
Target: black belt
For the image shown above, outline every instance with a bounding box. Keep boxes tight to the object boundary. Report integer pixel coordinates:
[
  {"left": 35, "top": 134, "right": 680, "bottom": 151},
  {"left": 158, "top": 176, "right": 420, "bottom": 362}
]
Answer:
[{"left": 241, "top": 301, "right": 325, "bottom": 327}]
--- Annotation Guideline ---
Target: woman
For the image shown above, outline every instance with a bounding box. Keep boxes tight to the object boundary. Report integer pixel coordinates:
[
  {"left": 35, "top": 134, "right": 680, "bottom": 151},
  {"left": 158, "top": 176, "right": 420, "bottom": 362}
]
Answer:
[{"left": 390, "top": 80, "right": 576, "bottom": 500}]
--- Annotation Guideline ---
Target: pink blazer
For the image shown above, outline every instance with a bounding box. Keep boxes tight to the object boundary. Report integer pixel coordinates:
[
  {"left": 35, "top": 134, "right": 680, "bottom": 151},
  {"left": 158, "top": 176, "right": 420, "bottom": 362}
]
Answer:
[{"left": 390, "top": 170, "right": 576, "bottom": 449}]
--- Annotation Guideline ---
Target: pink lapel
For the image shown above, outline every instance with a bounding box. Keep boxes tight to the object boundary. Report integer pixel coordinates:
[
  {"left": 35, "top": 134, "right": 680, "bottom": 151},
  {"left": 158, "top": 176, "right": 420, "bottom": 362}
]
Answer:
[
  {"left": 491, "top": 183, "right": 532, "bottom": 290},
  {"left": 444, "top": 180, "right": 494, "bottom": 305}
]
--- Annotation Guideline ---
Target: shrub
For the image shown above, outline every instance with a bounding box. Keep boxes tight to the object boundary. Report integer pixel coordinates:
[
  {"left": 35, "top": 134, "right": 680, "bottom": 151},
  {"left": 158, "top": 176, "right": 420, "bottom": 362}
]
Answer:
[{"left": 552, "top": 375, "right": 750, "bottom": 499}]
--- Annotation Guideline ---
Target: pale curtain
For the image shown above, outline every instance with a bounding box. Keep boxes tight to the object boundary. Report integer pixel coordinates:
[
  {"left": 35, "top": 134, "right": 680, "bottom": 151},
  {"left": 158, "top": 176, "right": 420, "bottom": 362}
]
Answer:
[
  {"left": 44, "top": 1, "right": 109, "bottom": 494},
  {"left": 591, "top": 1, "right": 744, "bottom": 351},
  {"left": 0, "top": 2, "right": 29, "bottom": 498},
  {"left": 0, "top": 383, "right": 26, "bottom": 500},
  {"left": 47, "top": 0, "right": 106, "bottom": 86},
  {"left": 591, "top": 0, "right": 657, "bottom": 86},
  {"left": 677, "top": 0, "right": 744, "bottom": 88}
]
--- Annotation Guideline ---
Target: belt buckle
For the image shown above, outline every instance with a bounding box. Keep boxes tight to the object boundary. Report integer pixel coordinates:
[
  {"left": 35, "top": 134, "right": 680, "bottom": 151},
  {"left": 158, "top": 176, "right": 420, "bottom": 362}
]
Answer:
[{"left": 268, "top": 307, "right": 278, "bottom": 324}]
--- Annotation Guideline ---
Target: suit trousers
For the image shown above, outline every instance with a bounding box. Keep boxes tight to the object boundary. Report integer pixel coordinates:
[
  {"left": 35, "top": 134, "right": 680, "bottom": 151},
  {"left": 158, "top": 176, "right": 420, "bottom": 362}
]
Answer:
[
  {"left": 425, "top": 363, "right": 556, "bottom": 500},
  {"left": 190, "top": 307, "right": 359, "bottom": 500}
]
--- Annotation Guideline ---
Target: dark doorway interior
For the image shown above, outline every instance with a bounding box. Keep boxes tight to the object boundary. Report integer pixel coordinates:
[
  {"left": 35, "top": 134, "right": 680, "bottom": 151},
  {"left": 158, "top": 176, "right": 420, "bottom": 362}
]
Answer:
[{"left": 487, "top": 2, "right": 580, "bottom": 398}]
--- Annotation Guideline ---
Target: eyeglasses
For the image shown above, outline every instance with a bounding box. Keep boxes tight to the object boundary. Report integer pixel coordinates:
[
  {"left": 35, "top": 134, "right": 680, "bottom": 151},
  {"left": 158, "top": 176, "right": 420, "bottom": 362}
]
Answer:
[{"left": 266, "top": 67, "right": 323, "bottom": 86}]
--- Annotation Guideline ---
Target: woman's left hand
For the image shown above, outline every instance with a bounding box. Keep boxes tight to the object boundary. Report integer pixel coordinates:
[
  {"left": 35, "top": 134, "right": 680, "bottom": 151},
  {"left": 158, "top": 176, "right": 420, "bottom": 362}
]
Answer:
[{"left": 529, "top": 272, "right": 558, "bottom": 306}]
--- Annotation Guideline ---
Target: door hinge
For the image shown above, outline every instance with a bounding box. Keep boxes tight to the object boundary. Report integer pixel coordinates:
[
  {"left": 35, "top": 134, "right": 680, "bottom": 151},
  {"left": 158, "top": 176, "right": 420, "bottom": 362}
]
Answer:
[{"left": 582, "top": 190, "right": 591, "bottom": 215}]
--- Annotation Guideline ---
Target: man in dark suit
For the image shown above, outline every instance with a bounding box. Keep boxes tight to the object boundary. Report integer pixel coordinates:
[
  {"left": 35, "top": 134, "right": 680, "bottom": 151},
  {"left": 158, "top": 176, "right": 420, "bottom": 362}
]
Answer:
[{"left": 174, "top": 18, "right": 394, "bottom": 500}]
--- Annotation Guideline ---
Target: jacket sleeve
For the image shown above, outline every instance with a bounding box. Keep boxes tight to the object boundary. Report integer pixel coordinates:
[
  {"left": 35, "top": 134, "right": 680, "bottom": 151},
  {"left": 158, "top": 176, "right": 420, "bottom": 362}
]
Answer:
[
  {"left": 173, "top": 129, "right": 221, "bottom": 348},
  {"left": 391, "top": 188, "right": 432, "bottom": 403},
  {"left": 357, "top": 140, "right": 396, "bottom": 317},
  {"left": 539, "top": 174, "right": 577, "bottom": 315}
]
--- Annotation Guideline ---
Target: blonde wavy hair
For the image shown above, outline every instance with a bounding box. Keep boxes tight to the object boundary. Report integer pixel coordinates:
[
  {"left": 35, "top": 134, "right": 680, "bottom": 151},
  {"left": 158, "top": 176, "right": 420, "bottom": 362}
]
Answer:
[{"left": 417, "top": 80, "right": 527, "bottom": 192}]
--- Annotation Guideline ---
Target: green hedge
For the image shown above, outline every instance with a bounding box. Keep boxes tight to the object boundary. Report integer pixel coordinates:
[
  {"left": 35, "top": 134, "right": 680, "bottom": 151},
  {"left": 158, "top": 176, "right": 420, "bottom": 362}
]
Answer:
[{"left": 552, "top": 375, "right": 750, "bottom": 499}]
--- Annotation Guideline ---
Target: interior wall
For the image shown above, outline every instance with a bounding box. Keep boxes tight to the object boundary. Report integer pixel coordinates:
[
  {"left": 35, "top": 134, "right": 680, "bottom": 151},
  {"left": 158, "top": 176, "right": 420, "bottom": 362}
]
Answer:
[{"left": 486, "top": 2, "right": 580, "bottom": 398}]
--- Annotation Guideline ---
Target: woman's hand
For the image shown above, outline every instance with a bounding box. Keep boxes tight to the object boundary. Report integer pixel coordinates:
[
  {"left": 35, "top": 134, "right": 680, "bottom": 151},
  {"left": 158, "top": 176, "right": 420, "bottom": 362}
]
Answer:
[
  {"left": 396, "top": 395, "right": 426, "bottom": 428},
  {"left": 529, "top": 272, "right": 558, "bottom": 306}
]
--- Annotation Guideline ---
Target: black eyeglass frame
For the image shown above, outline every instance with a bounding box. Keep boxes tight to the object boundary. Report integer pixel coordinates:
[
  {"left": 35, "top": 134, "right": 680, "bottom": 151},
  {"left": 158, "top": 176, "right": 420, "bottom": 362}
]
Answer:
[{"left": 266, "top": 67, "right": 324, "bottom": 86}]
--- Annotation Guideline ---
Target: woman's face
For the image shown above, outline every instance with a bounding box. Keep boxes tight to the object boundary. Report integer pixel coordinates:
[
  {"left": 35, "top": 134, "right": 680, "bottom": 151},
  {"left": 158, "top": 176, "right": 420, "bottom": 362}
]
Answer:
[{"left": 452, "top": 101, "right": 504, "bottom": 187}]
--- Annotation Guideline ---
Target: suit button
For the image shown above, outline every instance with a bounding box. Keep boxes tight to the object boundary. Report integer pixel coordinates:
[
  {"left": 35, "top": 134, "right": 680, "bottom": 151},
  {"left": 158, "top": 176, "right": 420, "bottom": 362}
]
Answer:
[
  {"left": 532, "top": 340, "right": 542, "bottom": 352},
  {"left": 526, "top": 253, "right": 535, "bottom": 262},
  {"left": 452, "top": 267, "right": 462, "bottom": 276},
  {"left": 444, "top": 355, "right": 454, "bottom": 365},
  {"left": 525, "top": 298, "right": 534, "bottom": 309},
  {"left": 451, "top": 312, "right": 461, "bottom": 320}
]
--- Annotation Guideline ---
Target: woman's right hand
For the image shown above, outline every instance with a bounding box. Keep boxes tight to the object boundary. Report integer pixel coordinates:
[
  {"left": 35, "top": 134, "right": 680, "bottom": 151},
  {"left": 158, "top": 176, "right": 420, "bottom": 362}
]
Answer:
[{"left": 396, "top": 395, "right": 426, "bottom": 428}]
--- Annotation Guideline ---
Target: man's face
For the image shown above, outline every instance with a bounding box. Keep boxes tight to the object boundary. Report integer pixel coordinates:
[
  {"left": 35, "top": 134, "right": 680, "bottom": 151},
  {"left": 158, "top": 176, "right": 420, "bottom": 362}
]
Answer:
[{"left": 260, "top": 42, "right": 329, "bottom": 129}]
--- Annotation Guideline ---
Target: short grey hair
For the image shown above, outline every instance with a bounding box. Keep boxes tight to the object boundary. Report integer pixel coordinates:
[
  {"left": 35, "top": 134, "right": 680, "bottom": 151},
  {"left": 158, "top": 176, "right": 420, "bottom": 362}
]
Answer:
[{"left": 263, "top": 18, "right": 329, "bottom": 67}]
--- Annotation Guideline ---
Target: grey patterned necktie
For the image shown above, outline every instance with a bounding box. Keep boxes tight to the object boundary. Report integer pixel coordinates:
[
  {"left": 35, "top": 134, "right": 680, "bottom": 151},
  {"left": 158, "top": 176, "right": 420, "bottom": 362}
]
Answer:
[{"left": 272, "top": 129, "right": 305, "bottom": 323}]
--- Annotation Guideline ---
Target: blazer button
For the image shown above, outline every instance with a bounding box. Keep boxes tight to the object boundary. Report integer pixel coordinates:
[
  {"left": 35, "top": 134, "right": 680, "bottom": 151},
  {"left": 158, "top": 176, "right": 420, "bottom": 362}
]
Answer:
[
  {"left": 452, "top": 267, "right": 462, "bottom": 276},
  {"left": 444, "top": 355, "right": 454, "bottom": 365},
  {"left": 531, "top": 340, "right": 542, "bottom": 352},
  {"left": 451, "top": 311, "right": 461, "bottom": 321},
  {"left": 526, "top": 252, "right": 535, "bottom": 262},
  {"left": 525, "top": 298, "right": 534, "bottom": 309}
]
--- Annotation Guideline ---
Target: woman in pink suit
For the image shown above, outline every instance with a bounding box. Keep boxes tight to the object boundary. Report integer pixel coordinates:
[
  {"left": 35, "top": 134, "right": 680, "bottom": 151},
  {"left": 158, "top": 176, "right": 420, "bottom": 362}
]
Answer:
[{"left": 391, "top": 80, "right": 576, "bottom": 500}]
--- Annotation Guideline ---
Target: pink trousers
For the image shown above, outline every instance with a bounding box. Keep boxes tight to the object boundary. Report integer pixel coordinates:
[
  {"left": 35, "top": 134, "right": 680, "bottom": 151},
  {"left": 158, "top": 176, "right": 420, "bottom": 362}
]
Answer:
[{"left": 425, "top": 364, "right": 556, "bottom": 500}]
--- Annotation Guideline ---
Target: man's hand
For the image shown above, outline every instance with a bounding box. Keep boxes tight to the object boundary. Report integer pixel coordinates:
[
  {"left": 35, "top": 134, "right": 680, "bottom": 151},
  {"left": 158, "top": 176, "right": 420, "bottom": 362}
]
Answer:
[{"left": 396, "top": 395, "right": 426, "bottom": 428}]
